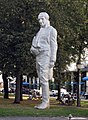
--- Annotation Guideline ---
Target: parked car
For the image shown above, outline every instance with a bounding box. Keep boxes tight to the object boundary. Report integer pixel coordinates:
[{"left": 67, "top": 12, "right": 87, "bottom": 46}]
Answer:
[
  {"left": 50, "top": 90, "right": 58, "bottom": 97},
  {"left": 50, "top": 88, "right": 69, "bottom": 97},
  {"left": 84, "top": 92, "right": 88, "bottom": 99},
  {"left": 0, "top": 88, "right": 12, "bottom": 93}
]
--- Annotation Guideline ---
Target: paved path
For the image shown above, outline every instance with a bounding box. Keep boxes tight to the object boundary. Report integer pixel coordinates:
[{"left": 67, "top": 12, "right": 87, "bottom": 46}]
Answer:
[
  {"left": 0, "top": 117, "right": 67, "bottom": 120},
  {"left": 0, "top": 117, "right": 88, "bottom": 120}
]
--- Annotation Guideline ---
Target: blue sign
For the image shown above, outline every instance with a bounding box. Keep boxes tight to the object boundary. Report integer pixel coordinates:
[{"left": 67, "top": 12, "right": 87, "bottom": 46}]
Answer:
[{"left": 82, "top": 76, "right": 88, "bottom": 81}]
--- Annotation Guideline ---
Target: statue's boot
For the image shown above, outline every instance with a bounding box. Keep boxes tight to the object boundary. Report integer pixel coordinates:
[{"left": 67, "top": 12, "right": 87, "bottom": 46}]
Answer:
[{"left": 34, "top": 83, "right": 50, "bottom": 109}]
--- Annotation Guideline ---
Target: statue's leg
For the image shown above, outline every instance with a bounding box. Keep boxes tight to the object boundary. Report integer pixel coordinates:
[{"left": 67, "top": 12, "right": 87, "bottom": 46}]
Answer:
[
  {"left": 34, "top": 53, "right": 50, "bottom": 109},
  {"left": 34, "top": 82, "right": 50, "bottom": 109}
]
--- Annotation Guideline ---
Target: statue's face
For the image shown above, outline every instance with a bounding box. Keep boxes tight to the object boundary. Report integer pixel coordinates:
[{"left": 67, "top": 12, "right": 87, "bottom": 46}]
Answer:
[{"left": 38, "top": 17, "right": 47, "bottom": 27}]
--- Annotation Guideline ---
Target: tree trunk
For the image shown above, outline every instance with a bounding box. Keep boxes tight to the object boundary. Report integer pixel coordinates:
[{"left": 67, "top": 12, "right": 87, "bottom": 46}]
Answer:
[
  {"left": 14, "top": 71, "right": 21, "bottom": 103},
  {"left": 20, "top": 74, "right": 23, "bottom": 101},
  {"left": 57, "top": 72, "right": 61, "bottom": 100},
  {"left": 56, "top": 37, "right": 62, "bottom": 100},
  {"left": 2, "top": 73, "right": 8, "bottom": 99}
]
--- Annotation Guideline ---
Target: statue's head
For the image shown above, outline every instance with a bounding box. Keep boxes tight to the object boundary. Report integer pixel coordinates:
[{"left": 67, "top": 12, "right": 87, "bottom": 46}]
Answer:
[
  {"left": 38, "top": 12, "right": 50, "bottom": 27},
  {"left": 38, "top": 12, "right": 49, "bottom": 20}
]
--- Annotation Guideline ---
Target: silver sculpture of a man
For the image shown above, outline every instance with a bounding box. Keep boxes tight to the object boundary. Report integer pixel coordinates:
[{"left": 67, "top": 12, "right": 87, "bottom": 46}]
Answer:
[{"left": 30, "top": 12, "right": 57, "bottom": 109}]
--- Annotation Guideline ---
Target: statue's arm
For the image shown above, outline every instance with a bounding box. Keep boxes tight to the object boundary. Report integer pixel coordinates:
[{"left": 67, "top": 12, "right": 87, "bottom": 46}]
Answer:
[{"left": 49, "top": 28, "right": 57, "bottom": 68}]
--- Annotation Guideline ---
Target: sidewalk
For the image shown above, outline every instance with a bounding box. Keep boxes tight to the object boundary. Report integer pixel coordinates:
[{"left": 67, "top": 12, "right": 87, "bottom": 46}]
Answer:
[
  {"left": 0, "top": 117, "right": 88, "bottom": 120},
  {"left": 0, "top": 117, "right": 66, "bottom": 120}
]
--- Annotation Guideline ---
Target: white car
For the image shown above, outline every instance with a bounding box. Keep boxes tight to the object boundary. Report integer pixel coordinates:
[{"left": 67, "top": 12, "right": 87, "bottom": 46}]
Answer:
[
  {"left": 50, "top": 88, "right": 69, "bottom": 97},
  {"left": 49, "top": 90, "right": 58, "bottom": 97},
  {"left": 0, "top": 88, "right": 12, "bottom": 93}
]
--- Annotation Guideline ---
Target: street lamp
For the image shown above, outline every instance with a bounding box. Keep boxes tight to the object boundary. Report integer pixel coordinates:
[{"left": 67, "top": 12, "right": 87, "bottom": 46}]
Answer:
[{"left": 76, "top": 62, "right": 82, "bottom": 107}]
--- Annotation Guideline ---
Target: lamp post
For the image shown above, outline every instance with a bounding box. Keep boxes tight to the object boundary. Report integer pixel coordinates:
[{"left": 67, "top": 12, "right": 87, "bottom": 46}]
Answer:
[{"left": 76, "top": 63, "right": 82, "bottom": 107}]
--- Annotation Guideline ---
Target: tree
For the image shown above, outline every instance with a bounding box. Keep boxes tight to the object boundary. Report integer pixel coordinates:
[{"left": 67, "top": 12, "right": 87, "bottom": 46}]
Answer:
[
  {"left": 0, "top": 0, "right": 49, "bottom": 102},
  {"left": 43, "top": 0, "right": 88, "bottom": 99},
  {"left": 0, "top": 0, "right": 33, "bottom": 101}
]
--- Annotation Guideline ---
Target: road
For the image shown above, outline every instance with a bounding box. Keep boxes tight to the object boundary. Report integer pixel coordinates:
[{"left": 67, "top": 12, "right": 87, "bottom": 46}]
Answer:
[{"left": 0, "top": 117, "right": 87, "bottom": 120}]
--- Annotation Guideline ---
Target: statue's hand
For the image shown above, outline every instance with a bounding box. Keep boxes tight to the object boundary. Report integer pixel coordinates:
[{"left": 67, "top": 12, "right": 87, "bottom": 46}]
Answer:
[
  {"left": 30, "top": 46, "right": 39, "bottom": 56},
  {"left": 49, "top": 61, "right": 54, "bottom": 68},
  {"left": 30, "top": 46, "right": 34, "bottom": 54}
]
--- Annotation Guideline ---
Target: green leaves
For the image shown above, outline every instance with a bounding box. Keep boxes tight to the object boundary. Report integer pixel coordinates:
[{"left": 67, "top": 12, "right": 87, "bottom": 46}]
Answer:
[{"left": 0, "top": 0, "right": 88, "bottom": 75}]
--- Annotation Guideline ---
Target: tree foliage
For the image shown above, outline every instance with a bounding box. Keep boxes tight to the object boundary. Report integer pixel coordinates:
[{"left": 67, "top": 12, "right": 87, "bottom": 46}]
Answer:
[{"left": 0, "top": 0, "right": 87, "bottom": 75}]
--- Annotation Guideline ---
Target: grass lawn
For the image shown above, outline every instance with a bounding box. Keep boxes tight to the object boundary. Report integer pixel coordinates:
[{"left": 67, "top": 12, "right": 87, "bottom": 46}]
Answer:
[{"left": 0, "top": 94, "right": 88, "bottom": 117}]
